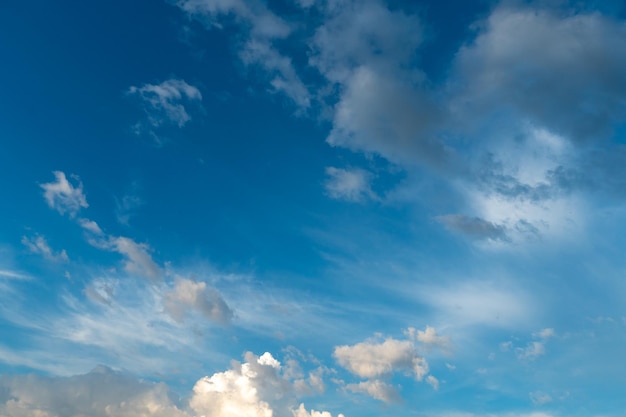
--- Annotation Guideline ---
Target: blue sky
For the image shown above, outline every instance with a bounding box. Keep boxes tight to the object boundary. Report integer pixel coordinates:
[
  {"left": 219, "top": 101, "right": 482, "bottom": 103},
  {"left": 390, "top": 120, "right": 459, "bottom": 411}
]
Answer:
[{"left": 2, "top": 0, "right": 626, "bottom": 416}]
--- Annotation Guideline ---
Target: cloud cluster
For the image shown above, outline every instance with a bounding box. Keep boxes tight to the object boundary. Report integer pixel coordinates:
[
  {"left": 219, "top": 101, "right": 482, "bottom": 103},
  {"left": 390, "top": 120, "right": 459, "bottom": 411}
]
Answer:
[
  {"left": 175, "top": 0, "right": 626, "bottom": 245},
  {"left": 0, "top": 353, "right": 344, "bottom": 417},
  {"left": 333, "top": 326, "right": 447, "bottom": 402},
  {"left": 500, "top": 328, "right": 556, "bottom": 361}
]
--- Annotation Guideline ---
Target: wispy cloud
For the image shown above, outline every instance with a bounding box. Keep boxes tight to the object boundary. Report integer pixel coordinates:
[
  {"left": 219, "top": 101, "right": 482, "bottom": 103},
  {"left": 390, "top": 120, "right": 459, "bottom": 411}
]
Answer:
[
  {"left": 21, "top": 235, "right": 69, "bottom": 263},
  {"left": 177, "top": 0, "right": 310, "bottom": 109},
  {"left": 128, "top": 78, "right": 202, "bottom": 143},
  {"left": 40, "top": 171, "right": 88, "bottom": 217}
]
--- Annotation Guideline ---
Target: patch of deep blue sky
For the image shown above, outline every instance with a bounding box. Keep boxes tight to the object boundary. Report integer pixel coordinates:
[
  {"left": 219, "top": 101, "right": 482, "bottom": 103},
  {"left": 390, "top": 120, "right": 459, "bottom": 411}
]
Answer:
[
  {"left": 0, "top": 0, "right": 488, "bottom": 279},
  {"left": 2, "top": 0, "right": 626, "bottom": 416}
]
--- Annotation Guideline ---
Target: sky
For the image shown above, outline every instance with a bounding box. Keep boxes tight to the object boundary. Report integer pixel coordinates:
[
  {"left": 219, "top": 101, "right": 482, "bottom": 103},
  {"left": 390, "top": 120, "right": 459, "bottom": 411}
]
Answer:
[{"left": 1, "top": 0, "right": 626, "bottom": 416}]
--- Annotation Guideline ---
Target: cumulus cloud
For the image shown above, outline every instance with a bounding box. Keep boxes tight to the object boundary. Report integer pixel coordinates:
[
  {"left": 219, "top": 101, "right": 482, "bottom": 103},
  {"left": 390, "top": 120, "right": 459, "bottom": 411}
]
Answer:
[
  {"left": 334, "top": 337, "right": 428, "bottom": 380},
  {"left": 452, "top": 5, "right": 626, "bottom": 142},
  {"left": 324, "top": 167, "right": 377, "bottom": 202},
  {"left": 0, "top": 353, "right": 345, "bottom": 417},
  {"left": 129, "top": 78, "right": 202, "bottom": 142},
  {"left": 164, "top": 277, "right": 234, "bottom": 324},
  {"left": 333, "top": 328, "right": 441, "bottom": 402},
  {"left": 21, "top": 235, "right": 69, "bottom": 263},
  {"left": 190, "top": 351, "right": 342, "bottom": 417},
  {"left": 40, "top": 171, "right": 88, "bottom": 217}
]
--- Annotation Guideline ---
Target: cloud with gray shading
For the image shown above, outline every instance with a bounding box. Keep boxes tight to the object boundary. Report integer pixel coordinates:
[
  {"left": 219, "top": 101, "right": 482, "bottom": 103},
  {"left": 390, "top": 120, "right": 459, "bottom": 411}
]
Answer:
[
  {"left": 436, "top": 214, "right": 508, "bottom": 241},
  {"left": 452, "top": 5, "right": 626, "bottom": 143},
  {"left": 0, "top": 354, "right": 346, "bottom": 417},
  {"left": 164, "top": 277, "right": 234, "bottom": 325}
]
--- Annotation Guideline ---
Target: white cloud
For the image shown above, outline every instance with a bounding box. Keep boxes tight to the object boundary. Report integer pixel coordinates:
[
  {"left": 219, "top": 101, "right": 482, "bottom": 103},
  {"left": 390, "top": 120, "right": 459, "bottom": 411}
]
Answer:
[
  {"left": 515, "top": 341, "right": 546, "bottom": 360},
  {"left": 426, "top": 375, "right": 439, "bottom": 390},
  {"left": 78, "top": 218, "right": 103, "bottom": 235},
  {"left": 345, "top": 379, "right": 401, "bottom": 403},
  {"left": 292, "top": 403, "right": 345, "bottom": 417},
  {"left": 324, "top": 167, "right": 376, "bottom": 202},
  {"left": 452, "top": 6, "right": 626, "bottom": 142},
  {"left": 0, "top": 354, "right": 345, "bottom": 417},
  {"left": 405, "top": 326, "right": 451, "bottom": 351},
  {"left": 40, "top": 171, "right": 88, "bottom": 217},
  {"left": 334, "top": 337, "right": 428, "bottom": 380},
  {"left": 21, "top": 235, "right": 69, "bottom": 263},
  {"left": 112, "top": 237, "right": 162, "bottom": 281},
  {"left": 190, "top": 351, "right": 284, "bottom": 417},
  {"left": 128, "top": 78, "right": 202, "bottom": 142},
  {"left": 190, "top": 351, "right": 342, "bottom": 417},
  {"left": 177, "top": 0, "right": 309, "bottom": 108},
  {"left": 0, "top": 269, "right": 30, "bottom": 280},
  {"left": 164, "top": 277, "right": 234, "bottom": 324},
  {"left": 534, "top": 328, "right": 555, "bottom": 339}
]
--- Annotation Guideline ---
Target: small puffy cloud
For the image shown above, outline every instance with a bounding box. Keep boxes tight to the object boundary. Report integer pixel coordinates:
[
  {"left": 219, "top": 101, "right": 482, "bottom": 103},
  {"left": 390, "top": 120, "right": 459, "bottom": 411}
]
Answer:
[
  {"left": 128, "top": 78, "right": 202, "bottom": 142},
  {"left": 324, "top": 167, "right": 377, "bottom": 202},
  {"left": 345, "top": 379, "right": 401, "bottom": 403},
  {"left": 500, "top": 341, "right": 513, "bottom": 352},
  {"left": 21, "top": 235, "right": 69, "bottom": 263},
  {"left": 164, "top": 277, "right": 234, "bottom": 324},
  {"left": 436, "top": 214, "right": 508, "bottom": 242},
  {"left": 292, "top": 403, "right": 345, "bottom": 417},
  {"left": 534, "top": 328, "right": 555, "bottom": 339},
  {"left": 40, "top": 171, "right": 88, "bottom": 217},
  {"left": 405, "top": 326, "right": 451, "bottom": 351},
  {"left": 516, "top": 341, "right": 546, "bottom": 360},
  {"left": 334, "top": 337, "right": 428, "bottom": 380}
]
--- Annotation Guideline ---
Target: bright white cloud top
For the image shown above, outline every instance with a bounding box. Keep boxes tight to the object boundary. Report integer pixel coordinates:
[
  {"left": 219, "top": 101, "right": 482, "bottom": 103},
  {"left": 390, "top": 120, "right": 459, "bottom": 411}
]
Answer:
[{"left": 1, "top": 0, "right": 626, "bottom": 416}]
